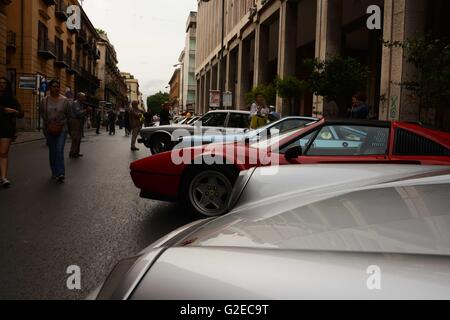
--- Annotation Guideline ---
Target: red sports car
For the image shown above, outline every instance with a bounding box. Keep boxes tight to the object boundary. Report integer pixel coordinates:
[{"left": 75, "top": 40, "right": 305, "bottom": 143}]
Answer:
[{"left": 130, "top": 119, "right": 450, "bottom": 217}]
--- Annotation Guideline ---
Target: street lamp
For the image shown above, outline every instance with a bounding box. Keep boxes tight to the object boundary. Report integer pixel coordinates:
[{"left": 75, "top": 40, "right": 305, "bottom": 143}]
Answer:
[{"left": 201, "top": 0, "right": 225, "bottom": 110}]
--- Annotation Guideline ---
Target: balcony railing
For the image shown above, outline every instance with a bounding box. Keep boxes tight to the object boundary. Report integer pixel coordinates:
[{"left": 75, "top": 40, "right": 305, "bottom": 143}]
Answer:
[
  {"left": 81, "top": 69, "right": 101, "bottom": 88},
  {"left": 7, "top": 31, "right": 16, "bottom": 50},
  {"left": 38, "top": 38, "right": 57, "bottom": 60},
  {"left": 55, "top": 52, "right": 70, "bottom": 68},
  {"left": 68, "top": 60, "right": 81, "bottom": 75},
  {"left": 41, "top": 0, "right": 56, "bottom": 6},
  {"left": 77, "top": 28, "right": 87, "bottom": 44},
  {"left": 55, "top": 0, "right": 68, "bottom": 21}
]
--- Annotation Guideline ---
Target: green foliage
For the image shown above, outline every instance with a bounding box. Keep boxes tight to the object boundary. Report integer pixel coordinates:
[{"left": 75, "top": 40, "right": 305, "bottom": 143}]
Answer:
[
  {"left": 305, "top": 56, "right": 368, "bottom": 105},
  {"left": 147, "top": 91, "right": 169, "bottom": 115},
  {"left": 245, "top": 84, "right": 276, "bottom": 107},
  {"left": 275, "top": 76, "right": 308, "bottom": 100},
  {"left": 275, "top": 76, "right": 309, "bottom": 116},
  {"left": 384, "top": 36, "right": 450, "bottom": 109}
]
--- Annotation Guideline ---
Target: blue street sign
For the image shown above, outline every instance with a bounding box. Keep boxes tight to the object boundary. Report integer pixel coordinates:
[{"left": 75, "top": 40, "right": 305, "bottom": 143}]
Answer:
[{"left": 39, "top": 81, "right": 48, "bottom": 93}]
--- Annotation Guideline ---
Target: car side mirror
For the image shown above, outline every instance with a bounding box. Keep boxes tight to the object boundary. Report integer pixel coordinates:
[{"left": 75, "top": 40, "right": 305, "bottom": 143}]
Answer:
[{"left": 285, "top": 146, "right": 303, "bottom": 161}]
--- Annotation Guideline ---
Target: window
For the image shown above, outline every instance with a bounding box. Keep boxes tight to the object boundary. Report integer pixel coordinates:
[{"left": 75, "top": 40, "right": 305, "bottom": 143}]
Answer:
[
  {"left": 55, "top": 37, "right": 64, "bottom": 60},
  {"left": 38, "top": 22, "right": 48, "bottom": 50},
  {"left": 67, "top": 47, "right": 72, "bottom": 64},
  {"left": 278, "top": 119, "right": 313, "bottom": 134},
  {"left": 199, "top": 112, "right": 227, "bottom": 127},
  {"left": 227, "top": 113, "right": 250, "bottom": 129},
  {"left": 306, "top": 125, "right": 389, "bottom": 156},
  {"left": 281, "top": 131, "right": 317, "bottom": 154},
  {"left": 395, "top": 129, "right": 450, "bottom": 156}
]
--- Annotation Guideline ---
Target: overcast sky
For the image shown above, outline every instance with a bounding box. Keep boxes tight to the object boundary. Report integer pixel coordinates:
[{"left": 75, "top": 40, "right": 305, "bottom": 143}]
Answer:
[{"left": 82, "top": 0, "right": 198, "bottom": 104}]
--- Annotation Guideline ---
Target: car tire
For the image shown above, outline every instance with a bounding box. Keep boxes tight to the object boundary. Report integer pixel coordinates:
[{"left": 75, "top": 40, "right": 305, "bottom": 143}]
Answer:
[
  {"left": 181, "top": 166, "right": 239, "bottom": 218},
  {"left": 150, "top": 133, "right": 173, "bottom": 155}
]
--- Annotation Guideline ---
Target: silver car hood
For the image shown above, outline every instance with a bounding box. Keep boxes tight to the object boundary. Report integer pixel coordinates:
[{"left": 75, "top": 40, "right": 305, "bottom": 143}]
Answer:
[
  {"left": 131, "top": 247, "right": 450, "bottom": 300},
  {"left": 175, "top": 165, "right": 450, "bottom": 256}
]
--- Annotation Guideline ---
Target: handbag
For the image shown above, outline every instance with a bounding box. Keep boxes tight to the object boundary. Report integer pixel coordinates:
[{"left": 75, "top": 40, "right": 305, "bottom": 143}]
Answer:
[{"left": 45, "top": 97, "right": 64, "bottom": 137}]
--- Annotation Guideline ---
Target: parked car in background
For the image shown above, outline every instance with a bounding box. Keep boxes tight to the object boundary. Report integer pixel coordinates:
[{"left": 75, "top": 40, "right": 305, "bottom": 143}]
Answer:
[
  {"left": 175, "top": 116, "right": 319, "bottom": 149},
  {"left": 139, "top": 110, "right": 251, "bottom": 154},
  {"left": 94, "top": 164, "right": 450, "bottom": 300},
  {"left": 130, "top": 119, "right": 450, "bottom": 217}
]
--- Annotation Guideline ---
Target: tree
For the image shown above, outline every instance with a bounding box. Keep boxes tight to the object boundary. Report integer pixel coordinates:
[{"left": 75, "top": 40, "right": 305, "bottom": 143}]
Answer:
[
  {"left": 305, "top": 56, "right": 368, "bottom": 115},
  {"left": 146, "top": 91, "right": 169, "bottom": 115},
  {"left": 244, "top": 84, "right": 276, "bottom": 108},
  {"left": 384, "top": 36, "right": 450, "bottom": 124},
  {"left": 275, "top": 76, "right": 309, "bottom": 116}
]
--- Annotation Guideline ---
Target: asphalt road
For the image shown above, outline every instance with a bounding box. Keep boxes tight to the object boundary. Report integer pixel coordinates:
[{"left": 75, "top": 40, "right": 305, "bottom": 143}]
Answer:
[{"left": 0, "top": 129, "right": 195, "bottom": 300}]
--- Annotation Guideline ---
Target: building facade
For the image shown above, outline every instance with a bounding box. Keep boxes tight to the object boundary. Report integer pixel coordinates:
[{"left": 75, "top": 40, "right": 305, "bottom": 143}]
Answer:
[
  {"left": 169, "top": 67, "right": 181, "bottom": 114},
  {"left": 180, "top": 11, "right": 197, "bottom": 114},
  {"left": 1, "top": 0, "right": 101, "bottom": 129},
  {"left": 96, "top": 32, "right": 127, "bottom": 112},
  {"left": 121, "top": 72, "right": 142, "bottom": 109},
  {"left": 0, "top": 0, "right": 12, "bottom": 76},
  {"left": 196, "top": 0, "right": 450, "bottom": 131}
]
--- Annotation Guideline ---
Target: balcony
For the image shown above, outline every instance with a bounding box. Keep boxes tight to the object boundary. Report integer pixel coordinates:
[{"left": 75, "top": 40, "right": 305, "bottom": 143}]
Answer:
[
  {"left": 41, "top": 0, "right": 56, "bottom": 5},
  {"left": 68, "top": 60, "right": 81, "bottom": 75},
  {"left": 55, "top": 1, "right": 68, "bottom": 21},
  {"left": 106, "top": 81, "right": 119, "bottom": 95},
  {"left": 38, "top": 39, "right": 57, "bottom": 60},
  {"left": 77, "top": 29, "right": 87, "bottom": 44},
  {"left": 81, "top": 69, "right": 101, "bottom": 88},
  {"left": 6, "top": 31, "right": 16, "bottom": 50},
  {"left": 55, "top": 52, "right": 70, "bottom": 69}
]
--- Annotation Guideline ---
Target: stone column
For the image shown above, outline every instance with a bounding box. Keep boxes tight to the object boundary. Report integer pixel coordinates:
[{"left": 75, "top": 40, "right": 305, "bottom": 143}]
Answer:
[
  {"left": 197, "top": 76, "right": 202, "bottom": 115},
  {"left": 276, "top": 0, "right": 298, "bottom": 115},
  {"left": 253, "top": 23, "right": 269, "bottom": 86},
  {"left": 313, "top": 0, "right": 343, "bottom": 117},
  {"left": 205, "top": 69, "right": 211, "bottom": 113},
  {"left": 379, "top": 0, "right": 427, "bottom": 122},
  {"left": 236, "top": 41, "right": 250, "bottom": 110}
]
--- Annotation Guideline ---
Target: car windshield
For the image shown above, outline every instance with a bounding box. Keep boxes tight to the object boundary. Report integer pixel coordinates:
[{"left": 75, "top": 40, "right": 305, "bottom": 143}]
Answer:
[
  {"left": 247, "top": 119, "right": 317, "bottom": 145},
  {"left": 249, "top": 128, "right": 306, "bottom": 150}
]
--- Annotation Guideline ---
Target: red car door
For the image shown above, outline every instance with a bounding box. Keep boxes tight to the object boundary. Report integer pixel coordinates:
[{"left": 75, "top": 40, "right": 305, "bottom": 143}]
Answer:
[{"left": 280, "top": 123, "right": 392, "bottom": 165}]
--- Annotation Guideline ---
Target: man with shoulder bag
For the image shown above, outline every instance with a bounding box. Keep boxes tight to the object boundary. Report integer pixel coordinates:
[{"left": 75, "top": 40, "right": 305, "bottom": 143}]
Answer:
[{"left": 40, "top": 79, "right": 71, "bottom": 183}]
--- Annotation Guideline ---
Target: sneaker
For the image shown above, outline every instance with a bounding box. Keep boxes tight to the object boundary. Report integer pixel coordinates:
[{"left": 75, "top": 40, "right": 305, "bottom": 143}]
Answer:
[
  {"left": 2, "top": 178, "right": 11, "bottom": 188},
  {"left": 56, "top": 175, "right": 65, "bottom": 183}
]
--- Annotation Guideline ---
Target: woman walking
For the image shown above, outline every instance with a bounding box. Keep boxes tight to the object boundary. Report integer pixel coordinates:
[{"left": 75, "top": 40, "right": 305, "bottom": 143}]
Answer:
[
  {"left": 41, "top": 79, "right": 71, "bottom": 183},
  {"left": 0, "top": 77, "right": 23, "bottom": 188}
]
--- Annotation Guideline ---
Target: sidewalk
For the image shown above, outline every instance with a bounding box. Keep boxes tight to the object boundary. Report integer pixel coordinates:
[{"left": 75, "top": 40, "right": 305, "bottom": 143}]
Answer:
[
  {"left": 12, "top": 131, "right": 46, "bottom": 145},
  {"left": 12, "top": 129, "right": 98, "bottom": 145}
]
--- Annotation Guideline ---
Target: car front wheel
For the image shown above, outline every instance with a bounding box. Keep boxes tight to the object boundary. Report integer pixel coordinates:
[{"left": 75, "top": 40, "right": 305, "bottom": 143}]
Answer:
[{"left": 182, "top": 168, "right": 237, "bottom": 218}]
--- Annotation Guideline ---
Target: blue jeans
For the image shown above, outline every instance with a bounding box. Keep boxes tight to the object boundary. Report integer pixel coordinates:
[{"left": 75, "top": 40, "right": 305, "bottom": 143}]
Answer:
[{"left": 47, "top": 130, "right": 67, "bottom": 177}]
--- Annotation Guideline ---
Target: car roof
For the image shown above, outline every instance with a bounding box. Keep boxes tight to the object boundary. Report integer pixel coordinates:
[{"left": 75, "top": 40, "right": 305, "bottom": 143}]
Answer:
[
  {"left": 324, "top": 118, "right": 392, "bottom": 128},
  {"left": 177, "top": 164, "right": 450, "bottom": 256},
  {"left": 207, "top": 110, "right": 250, "bottom": 115}
]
